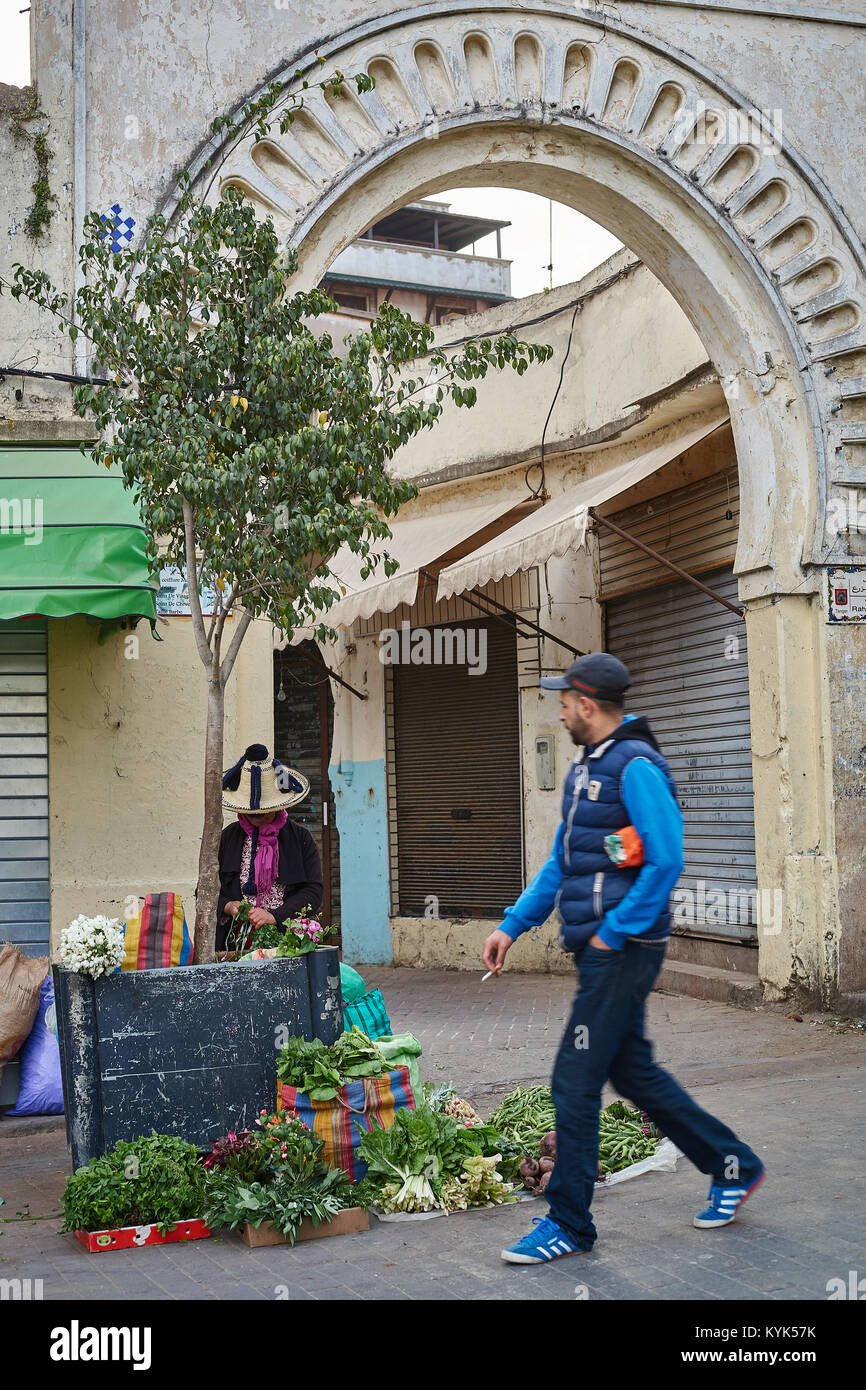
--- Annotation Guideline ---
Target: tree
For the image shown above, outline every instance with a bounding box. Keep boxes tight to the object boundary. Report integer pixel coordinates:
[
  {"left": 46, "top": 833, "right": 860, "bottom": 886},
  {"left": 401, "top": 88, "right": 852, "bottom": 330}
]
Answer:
[{"left": 6, "top": 69, "right": 553, "bottom": 962}]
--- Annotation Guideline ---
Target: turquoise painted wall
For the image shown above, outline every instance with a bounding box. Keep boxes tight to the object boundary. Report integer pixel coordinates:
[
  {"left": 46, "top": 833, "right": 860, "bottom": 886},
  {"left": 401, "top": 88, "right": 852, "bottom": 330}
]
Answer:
[{"left": 330, "top": 756, "right": 392, "bottom": 964}]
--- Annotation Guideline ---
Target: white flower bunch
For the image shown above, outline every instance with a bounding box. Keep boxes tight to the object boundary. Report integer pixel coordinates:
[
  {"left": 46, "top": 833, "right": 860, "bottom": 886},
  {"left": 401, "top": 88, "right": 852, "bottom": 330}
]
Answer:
[{"left": 60, "top": 914, "right": 125, "bottom": 978}]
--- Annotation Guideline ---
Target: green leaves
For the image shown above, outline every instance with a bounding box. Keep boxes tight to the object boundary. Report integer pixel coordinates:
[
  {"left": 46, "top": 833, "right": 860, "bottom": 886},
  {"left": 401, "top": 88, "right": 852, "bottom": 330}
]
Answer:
[
  {"left": 357, "top": 1102, "right": 516, "bottom": 1213},
  {"left": 277, "top": 1027, "right": 389, "bottom": 1100},
  {"left": 60, "top": 1133, "right": 208, "bottom": 1236}
]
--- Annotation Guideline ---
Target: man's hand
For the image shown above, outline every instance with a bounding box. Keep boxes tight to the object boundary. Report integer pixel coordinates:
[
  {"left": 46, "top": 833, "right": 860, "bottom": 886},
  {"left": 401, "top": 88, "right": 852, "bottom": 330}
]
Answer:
[
  {"left": 589, "top": 933, "right": 614, "bottom": 950},
  {"left": 482, "top": 929, "right": 513, "bottom": 975},
  {"left": 249, "top": 908, "right": 277, "bottom": 929}
]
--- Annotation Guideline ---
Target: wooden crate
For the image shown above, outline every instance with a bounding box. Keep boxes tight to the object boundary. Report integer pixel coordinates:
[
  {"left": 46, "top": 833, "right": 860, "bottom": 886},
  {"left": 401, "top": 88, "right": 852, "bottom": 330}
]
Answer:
[{"left": 239, "top": 1206, "right": 369, "bottom": 1247}]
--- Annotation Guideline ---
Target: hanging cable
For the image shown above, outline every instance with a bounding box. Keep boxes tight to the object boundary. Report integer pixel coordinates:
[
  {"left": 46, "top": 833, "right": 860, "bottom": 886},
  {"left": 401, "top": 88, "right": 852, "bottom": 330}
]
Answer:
[{"left": 525, "top": 295, "right": 581, "bottom": 501}]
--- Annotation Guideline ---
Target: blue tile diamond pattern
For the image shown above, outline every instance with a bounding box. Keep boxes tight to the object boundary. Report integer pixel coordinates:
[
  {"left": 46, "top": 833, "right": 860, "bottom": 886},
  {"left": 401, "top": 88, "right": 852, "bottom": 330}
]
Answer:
[{"left": 98, "top": 202, "right": 136, "bottom": 254}]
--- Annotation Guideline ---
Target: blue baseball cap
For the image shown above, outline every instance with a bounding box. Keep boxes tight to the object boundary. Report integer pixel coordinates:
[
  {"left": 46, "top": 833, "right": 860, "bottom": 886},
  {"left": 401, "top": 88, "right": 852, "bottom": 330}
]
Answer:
[{"left": 540, "top": 652, "right": 631, "bottom": 701}]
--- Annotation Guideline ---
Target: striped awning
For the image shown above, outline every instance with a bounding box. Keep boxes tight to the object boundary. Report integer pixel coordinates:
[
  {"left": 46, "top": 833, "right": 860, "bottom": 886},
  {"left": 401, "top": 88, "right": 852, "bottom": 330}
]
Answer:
[
  {"left": 436, "top": 410, "right": 730, "bottom": 602},
  {"left": 282, "top": 495, "right": 526, "bottom": 643},
  {"left": 0, "top": 447, "right": 157, "bottom": 623}
]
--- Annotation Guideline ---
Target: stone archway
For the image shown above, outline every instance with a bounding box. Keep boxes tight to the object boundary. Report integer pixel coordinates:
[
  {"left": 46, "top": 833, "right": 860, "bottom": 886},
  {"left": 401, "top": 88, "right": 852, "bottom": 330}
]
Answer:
[{"left": 166, "top": 3, "right": 861, "bottom": 1000}]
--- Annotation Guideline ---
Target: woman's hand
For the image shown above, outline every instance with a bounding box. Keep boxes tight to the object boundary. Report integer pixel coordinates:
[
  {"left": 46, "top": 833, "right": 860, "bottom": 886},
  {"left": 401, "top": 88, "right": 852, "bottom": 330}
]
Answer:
[
  {"left": 248, "top": 908, "right": 277, "bottom": 929},
  {"left": 224, "top": 901, "right": 243, "bottom": 918}
]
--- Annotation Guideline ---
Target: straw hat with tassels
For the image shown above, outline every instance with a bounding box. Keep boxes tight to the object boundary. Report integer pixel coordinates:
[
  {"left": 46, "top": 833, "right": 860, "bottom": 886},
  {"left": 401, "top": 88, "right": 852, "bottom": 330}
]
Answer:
[{"left": 222, "top": 743, "right": 310, "bottom": 814}]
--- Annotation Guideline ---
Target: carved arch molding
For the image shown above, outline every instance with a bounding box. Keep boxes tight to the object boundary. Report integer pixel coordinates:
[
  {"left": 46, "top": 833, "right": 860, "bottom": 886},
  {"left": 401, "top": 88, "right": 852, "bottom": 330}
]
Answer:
[{"left": 167, "top": 3, "right": 866, "bottom": 577}]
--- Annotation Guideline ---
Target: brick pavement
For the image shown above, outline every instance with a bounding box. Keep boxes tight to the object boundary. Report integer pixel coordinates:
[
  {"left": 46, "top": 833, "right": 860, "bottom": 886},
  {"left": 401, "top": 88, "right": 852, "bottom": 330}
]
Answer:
[{"left": 1, "top": 969, "right": 864, "bottom": 1302}]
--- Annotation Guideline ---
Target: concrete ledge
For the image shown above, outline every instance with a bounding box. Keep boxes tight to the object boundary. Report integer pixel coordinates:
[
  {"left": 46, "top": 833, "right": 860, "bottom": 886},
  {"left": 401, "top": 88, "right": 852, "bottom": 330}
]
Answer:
[
  {"left": 657, "top": 958, "right": 764, "bottom": 1009},
  {"left": 666, "top": 933, "right": 759, "bottom": 975},
  {"left": 390, "top": 917, "right": 573, "bottom": 973},
  {"left": 0, "top": 1112, "right": 65, "bottom": 1138}
]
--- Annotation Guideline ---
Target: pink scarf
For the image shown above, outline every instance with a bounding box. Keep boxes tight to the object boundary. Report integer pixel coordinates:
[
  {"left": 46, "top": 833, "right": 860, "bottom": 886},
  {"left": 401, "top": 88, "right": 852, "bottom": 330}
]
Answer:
[{"left": 238, "top": 810, "right": 287, "bottom": 898}]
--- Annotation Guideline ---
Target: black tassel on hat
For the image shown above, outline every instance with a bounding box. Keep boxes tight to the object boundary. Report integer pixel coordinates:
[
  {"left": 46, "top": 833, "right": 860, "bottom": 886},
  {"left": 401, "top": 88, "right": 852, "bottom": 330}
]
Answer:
[
  {"left": 222, "top": 743, "right": 270, "bottom": 791},
  {"left": 272, "top": 757, "right": 304, "bottom": 795}
]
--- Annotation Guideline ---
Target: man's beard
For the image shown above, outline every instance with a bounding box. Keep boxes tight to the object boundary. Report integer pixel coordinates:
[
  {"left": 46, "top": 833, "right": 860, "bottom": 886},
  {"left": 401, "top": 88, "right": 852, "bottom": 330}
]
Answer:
[{"left": 569, "top": 724, "right": 588, "bottom": 747}]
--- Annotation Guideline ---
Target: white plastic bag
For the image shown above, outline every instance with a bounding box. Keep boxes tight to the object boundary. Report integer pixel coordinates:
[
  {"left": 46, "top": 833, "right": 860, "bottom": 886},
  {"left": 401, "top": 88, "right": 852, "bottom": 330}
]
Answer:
[
  {"left": 594, "top": 1136, "right": 682, "bottom": 1190},
  {"left": 519, "top": 1137, "right": 683, "bottom": 1202}
]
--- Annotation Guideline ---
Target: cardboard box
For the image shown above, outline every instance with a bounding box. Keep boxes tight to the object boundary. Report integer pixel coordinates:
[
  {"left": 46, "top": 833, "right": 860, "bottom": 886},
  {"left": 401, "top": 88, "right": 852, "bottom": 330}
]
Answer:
[
  {"left": 239, "top": 1206, "right": 369, "bottom": 1248},
  {"left": 74, "top": 1218, "right": 211, "bottom": 1252}
]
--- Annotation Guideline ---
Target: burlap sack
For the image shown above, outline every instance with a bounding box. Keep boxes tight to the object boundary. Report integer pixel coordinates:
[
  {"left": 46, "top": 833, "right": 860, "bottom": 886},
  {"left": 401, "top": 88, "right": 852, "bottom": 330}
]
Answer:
[{"left": 0, "top": 942, "right": 48, "bottom": 1082}]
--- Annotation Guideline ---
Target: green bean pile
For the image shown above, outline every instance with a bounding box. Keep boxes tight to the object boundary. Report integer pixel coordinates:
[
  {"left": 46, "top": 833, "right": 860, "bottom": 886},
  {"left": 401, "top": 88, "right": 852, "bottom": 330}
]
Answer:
[
  {"left": 598, "top": 1105, "right": 660, "bottom": 1174},
  {"left": 488, "top": 1086, "right": 557, "bottom": 1152}
]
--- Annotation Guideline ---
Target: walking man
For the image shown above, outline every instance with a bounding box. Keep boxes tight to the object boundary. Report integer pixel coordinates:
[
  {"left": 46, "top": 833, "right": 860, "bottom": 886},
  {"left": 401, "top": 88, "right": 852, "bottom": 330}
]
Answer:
[{"left": 482, "top": 653, "right": 765, "bottom": 1264}]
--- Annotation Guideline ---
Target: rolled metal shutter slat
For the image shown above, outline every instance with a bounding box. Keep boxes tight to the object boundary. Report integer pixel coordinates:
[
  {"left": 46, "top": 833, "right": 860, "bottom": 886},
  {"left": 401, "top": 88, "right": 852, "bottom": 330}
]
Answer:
[
  {"left": 605, "top": 554, "right": 758, "bottom": 942},
  {"left": 392, "top": 617, "right": 523, "bottom": 918},
  {"left": 0, "top": 620, "right": 50, "bottom": 958}
]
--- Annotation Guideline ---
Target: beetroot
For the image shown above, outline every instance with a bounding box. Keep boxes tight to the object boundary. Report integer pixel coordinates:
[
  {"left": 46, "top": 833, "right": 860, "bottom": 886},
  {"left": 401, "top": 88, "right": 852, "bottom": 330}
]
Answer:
[
  {"left": 538, "top": 1156, "right": 555, "bottom": 1174},
  {"left": 538, "top": 1170, "right": 552, "bottom": 1192},
  {"left": 520, "top": 1157, "right": 540, "bottom": 1181},
  {"left": 539, "top": 1130, "right": 557, "bottom": 1159}
]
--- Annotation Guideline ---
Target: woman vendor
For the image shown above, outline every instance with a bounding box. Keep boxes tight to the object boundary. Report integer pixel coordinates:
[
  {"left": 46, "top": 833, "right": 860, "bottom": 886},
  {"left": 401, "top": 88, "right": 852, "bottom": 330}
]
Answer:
[{"left": 217, "top": 742, "right": 324, "bottom": 952}]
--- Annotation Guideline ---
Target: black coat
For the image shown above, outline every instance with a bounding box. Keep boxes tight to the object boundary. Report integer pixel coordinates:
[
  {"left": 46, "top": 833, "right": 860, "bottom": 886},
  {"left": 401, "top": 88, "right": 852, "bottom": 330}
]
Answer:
[{"left": 216, "top": 819, "right": 324, "bottom": 950}]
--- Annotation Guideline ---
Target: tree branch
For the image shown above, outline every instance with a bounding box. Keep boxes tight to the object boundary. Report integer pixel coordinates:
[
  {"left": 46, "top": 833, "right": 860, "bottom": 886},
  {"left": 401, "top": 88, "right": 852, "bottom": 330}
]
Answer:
[
  {"left": 220, "top": 607, "right": 255, "bottom": 685},
  {"left": 213, "top": 580, "right": 240, "bottom": 651}
]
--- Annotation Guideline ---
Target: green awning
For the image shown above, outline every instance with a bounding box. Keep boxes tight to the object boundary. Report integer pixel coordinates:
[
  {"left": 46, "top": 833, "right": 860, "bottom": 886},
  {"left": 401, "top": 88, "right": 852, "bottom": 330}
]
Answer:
[{"left": 0, "top": 447, "right": 158, "bottom": 623}]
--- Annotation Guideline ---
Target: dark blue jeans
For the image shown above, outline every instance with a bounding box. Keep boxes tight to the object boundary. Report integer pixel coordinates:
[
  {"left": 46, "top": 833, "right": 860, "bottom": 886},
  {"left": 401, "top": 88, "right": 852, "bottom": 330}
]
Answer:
[{"left": 544, "top": 936, "right": 762, "bottom": 1249}]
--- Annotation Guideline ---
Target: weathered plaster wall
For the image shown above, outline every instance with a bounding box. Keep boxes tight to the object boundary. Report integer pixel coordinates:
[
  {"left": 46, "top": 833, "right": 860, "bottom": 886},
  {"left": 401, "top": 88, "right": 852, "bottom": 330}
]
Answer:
[
  {"left": 47, "top": 612, "right": 275, "bottom": 949},
  {"left": 389, "top": 252, "right": 711, "bottom": 485},
  {"left": 622, "top": 3, "right": 866, "bottom": 238},
  {"left": 41, "top": 0, "right": 865, "bottom": 265}
]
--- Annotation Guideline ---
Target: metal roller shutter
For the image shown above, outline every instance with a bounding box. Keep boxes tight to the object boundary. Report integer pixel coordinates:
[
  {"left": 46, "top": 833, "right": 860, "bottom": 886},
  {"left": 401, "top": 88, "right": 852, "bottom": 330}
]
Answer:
[
  {"left": 273, "top": 642, "right": 340, "bottom": 926},
  {"left": 606, "top": 567, "right": 757, "bottom": 941},
  {"left": 598, "top": 469, "right": 739, "bottom": 600},
  {"left": 0, "top": 619, "right": 50, "bottom": 957},
  {"left": 390, "top": 616, "right": 523, "bottom": 918}
]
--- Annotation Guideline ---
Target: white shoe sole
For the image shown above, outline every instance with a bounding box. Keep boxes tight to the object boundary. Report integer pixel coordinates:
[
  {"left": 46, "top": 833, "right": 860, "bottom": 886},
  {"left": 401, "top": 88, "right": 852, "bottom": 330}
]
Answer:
[
  {"left": 693, "top": 1171, "right": 766, "bottom": 1229},
  {"left": 501, "top": 1247, "right": 585, "bottom": 1263}
]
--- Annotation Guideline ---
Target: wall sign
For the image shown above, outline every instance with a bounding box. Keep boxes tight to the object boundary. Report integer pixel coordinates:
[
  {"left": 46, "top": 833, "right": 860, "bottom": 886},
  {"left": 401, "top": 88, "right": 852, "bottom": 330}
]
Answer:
[
  {"left": 156, "top": 565, "right": 221, "bottom": 617},
  {"left": 827, "top": 565, "right": 866, "bottom": 623}
]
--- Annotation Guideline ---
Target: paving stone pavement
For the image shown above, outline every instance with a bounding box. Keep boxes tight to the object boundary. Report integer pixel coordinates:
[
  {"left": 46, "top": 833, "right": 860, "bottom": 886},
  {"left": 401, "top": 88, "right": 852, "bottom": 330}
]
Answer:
[{"left": 1, "top": 968, "right": 864, "bottom": 1302}]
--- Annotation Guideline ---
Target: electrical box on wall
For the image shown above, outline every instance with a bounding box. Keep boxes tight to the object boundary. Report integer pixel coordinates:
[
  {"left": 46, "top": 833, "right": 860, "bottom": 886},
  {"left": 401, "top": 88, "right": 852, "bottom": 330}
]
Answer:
[{"left": 535, "top": 735, "right": 556, "bottom": 789}]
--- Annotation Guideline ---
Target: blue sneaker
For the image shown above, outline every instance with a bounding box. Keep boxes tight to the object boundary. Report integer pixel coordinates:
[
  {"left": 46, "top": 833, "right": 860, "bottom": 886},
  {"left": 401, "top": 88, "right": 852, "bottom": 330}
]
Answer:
[
  {"left": 501, "top": 1215, "right": 589, "bottom": 1264},
  {"left": 693, "top": 1167, "right": 766, "bottom": 1229}
]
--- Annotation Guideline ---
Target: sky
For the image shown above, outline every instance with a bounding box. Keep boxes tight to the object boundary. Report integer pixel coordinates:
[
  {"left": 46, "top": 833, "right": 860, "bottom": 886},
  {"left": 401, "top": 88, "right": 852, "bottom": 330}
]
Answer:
[
  {"left": 434, "top": 187, "right": 621, "bottom": 297},
  {"left": 0, "top": 0, "right": 28, "bottom": 85},
  {"left": 0, "top": 2, "right": 620, "bottom": 294}
]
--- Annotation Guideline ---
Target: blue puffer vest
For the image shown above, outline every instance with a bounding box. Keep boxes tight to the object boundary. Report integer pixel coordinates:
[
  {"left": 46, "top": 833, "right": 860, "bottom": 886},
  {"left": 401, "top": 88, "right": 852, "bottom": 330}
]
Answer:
[{"left": 557, "top": 715, "right": 679, "bottom": 952}]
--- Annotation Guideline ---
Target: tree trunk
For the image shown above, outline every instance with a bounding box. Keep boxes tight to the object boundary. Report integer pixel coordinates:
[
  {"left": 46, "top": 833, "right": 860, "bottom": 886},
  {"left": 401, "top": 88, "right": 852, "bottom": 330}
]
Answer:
[{"left": 193, "top": 675, "right": 226, "bottom": 963}]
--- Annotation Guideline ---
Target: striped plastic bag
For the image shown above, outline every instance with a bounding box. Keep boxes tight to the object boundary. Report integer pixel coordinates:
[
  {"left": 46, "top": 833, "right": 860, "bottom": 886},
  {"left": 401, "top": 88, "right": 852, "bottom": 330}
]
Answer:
[
  {"left": 121, "top": 892, "right": 193, "bottom": 970},
  {"left": 277, "top": 1066, "right": 416, "bottom": 1182},
  {"left": 343, "top": 988, "right": 391, "bottom": 1041}
]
